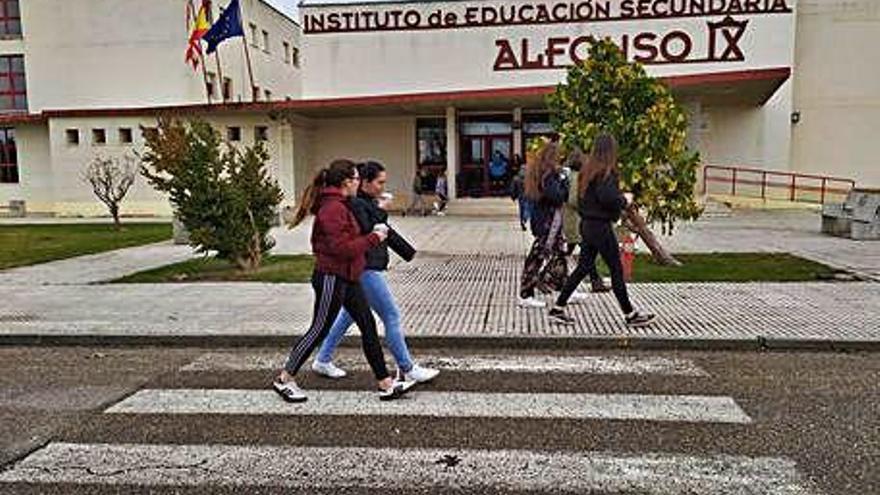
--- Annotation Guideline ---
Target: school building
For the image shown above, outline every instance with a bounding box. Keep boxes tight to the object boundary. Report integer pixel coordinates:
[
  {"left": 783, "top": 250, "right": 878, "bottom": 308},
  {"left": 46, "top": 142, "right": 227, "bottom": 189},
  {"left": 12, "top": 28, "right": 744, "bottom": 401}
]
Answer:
[{"left": 0, "top": 0, "right": 877, "bottom": 217}]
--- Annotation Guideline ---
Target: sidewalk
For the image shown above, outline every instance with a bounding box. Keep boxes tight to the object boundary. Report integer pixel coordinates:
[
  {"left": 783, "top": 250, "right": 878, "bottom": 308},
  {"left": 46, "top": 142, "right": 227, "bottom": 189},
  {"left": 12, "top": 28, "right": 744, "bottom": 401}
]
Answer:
[{"left": 0, "top": 210, "right": 877, "bottom": 349}]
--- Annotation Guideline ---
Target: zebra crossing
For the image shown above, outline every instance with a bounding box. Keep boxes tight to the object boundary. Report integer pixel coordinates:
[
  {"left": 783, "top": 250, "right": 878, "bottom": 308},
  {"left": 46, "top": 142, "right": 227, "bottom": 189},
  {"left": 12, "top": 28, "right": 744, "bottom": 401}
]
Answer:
[{"left": 0, "top": 351, "right": 821, "bottom": 494}]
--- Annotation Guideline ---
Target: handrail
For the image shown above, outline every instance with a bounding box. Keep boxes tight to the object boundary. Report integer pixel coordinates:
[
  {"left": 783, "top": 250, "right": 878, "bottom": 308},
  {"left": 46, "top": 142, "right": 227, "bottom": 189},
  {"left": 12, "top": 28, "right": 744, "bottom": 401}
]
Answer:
[{"left": 703, "top": 165, "right": 856, "bottom": 205}]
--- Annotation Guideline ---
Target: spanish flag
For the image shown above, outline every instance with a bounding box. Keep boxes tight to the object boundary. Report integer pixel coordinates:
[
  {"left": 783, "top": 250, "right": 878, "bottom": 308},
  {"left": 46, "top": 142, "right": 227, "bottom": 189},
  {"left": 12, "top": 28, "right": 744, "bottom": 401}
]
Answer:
[{"left": 185, "top": 1, "right": 211, "bottom": 70}]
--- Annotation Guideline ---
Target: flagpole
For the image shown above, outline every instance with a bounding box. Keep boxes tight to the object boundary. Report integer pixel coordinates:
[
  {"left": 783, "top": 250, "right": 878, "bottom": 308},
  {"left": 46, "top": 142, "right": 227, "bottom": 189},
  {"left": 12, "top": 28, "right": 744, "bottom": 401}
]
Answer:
[
  {"left": 214, "top": 50, "right": 226, "bottom": 103},
  {"left": 203, "top": 0, "right": 224, "bottom": 104},
  {"left": 200, "top": 52, "right": 212, "bottom": 104},
  {"left": 238, "top": 0, "right": 257, "bottom": 102}
]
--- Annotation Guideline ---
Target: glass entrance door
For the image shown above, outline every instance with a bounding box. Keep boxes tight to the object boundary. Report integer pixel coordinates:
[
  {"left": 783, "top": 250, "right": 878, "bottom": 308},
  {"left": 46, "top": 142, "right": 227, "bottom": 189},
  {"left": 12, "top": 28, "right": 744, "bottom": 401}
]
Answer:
[{"left": 459, "top": 117, "right": 513, "bottom": 198}]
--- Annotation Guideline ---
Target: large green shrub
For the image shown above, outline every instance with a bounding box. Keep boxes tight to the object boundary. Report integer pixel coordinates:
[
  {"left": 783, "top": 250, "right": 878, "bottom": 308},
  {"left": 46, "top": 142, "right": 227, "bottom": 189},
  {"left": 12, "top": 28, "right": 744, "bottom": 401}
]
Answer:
[
  {"left": 140, "top": 119, "right": 283, "bottom": 271},
  {"left": 548, "top": 39, "right": 703, "bottom": 264}
]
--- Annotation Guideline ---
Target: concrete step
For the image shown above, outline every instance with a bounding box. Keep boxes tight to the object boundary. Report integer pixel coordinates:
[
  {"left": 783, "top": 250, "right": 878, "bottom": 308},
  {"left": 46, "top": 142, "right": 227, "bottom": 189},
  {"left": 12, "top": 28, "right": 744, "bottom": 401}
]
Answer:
[{"left": 445, "top": 198, "right": 517, "bottom": 217}]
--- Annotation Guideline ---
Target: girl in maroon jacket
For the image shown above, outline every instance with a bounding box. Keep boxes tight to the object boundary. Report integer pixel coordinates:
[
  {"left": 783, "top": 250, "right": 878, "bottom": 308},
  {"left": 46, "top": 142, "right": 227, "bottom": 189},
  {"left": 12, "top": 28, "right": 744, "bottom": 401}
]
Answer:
[{"left": 274, "top": 159, "right": 414, "bottom": 402}]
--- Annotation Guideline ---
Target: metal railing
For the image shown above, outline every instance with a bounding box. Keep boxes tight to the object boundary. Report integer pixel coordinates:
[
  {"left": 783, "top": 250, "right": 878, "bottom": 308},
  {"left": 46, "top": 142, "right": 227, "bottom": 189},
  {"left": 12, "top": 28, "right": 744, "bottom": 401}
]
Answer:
[{"left": 702, "top": 165, "right": 856, "bottom": 205}]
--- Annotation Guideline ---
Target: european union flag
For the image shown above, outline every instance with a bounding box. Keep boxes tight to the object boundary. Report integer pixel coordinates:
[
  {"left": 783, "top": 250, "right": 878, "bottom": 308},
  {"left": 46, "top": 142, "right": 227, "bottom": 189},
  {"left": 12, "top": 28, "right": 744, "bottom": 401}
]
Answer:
[{"left": 203, "top": 0, "right": 244, "bottom": 55}]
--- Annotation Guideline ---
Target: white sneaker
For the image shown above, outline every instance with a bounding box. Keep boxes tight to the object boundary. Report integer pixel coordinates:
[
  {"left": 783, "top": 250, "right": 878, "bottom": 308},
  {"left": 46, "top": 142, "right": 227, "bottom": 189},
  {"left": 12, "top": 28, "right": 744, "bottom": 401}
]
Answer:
[
  {"left": 403, "top": 364, "right": 439, "bottom": 383},
  {"left": 518, "top": 296, "right": 546, "bottom": 308},
  {"left": 567, "top": 291, "right": 589, "bottom": 304},
  {"left": 378, "top": 378, "right": 416, "bottom": 401},
  {"left": 273, "top": 379, "right": 307, "bottom": 403},
  {"left": 311, "top": 360, "right": 347, "bottom": 379}
]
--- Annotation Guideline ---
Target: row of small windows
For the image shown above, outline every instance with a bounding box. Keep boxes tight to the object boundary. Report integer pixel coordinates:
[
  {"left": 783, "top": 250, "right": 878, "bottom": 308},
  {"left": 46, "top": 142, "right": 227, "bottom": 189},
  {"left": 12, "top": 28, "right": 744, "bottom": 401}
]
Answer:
[
  {"left": 248, "top": 22, "right": 300, "bottom": 68},
  {"left": 63, "top": 126, "right": 270, "bottom": 146}
]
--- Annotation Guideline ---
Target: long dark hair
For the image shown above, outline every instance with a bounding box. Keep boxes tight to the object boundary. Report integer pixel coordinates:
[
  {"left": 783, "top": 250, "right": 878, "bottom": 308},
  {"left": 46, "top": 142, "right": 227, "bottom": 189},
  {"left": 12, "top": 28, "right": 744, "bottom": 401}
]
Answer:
[
  {"left": 524, "top": 141, "right": 560, "bottom": 202},
  {"left": 290, "top": 159, "right": 357, "bottom": 227},
  {"left": 578, "top": 134, "right": 619, "bottom": 198}
]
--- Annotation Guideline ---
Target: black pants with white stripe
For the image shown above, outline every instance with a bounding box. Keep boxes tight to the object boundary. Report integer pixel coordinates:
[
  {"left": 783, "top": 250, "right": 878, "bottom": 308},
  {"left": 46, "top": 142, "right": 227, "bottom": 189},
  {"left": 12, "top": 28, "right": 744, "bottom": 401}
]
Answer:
[{"left": 283, "top": 271, "right": 390, "bottom": 380}]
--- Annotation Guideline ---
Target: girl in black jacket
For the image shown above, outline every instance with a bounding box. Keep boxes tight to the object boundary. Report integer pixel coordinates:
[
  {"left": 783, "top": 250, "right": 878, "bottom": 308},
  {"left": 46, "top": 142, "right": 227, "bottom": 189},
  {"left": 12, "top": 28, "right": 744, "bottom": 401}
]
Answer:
[
  {"left": 549, "top": 134, "right": 656, "bottom": 327},
  {"left": 518, "top": 141, "right": 586, "bottom": 307}
]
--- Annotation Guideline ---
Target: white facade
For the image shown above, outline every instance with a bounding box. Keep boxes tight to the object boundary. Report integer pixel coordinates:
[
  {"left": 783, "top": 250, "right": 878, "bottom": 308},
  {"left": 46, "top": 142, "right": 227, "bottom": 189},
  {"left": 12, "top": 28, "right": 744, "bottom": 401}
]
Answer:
[
  {"left": 300, "top": 0, "right": 795, "bottom": 98},
  {"left": 1, "top": 0, "right": 879, "bottom": 217},
  {"left": 0, "top": 0, "right": 303, "bottom": 215}
]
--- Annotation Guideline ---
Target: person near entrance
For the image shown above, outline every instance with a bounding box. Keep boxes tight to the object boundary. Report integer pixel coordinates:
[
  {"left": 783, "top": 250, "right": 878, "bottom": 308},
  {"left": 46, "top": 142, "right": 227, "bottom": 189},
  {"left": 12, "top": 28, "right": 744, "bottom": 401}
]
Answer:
[
  {"left": 489, "top": 149, "right": 510, "bottom": 193},
  {"left": 510, "top": 154, "right": 531, "bottom": 231},
  {"left": 312, "top": 161, "right": 440, "bottom": 384},
  {"left": 274, "top": 159, "right": 415, "bottom": 403},
  {"left": 433, "top": 170, "right": 448, "bottom": 216},
  {"left": 548, "top": 134, "right": 656, "bottom": 327},
  {"left": 404, "top": 169, "right": 429, "bottom": 216},
  {"left": 518, "top": 141, "right": 587, "bottom": 308}
]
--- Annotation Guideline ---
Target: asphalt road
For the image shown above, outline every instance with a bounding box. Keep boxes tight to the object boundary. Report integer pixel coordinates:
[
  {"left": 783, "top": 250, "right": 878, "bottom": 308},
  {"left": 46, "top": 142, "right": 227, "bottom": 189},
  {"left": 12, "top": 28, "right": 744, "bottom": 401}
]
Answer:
[{"left": 0, "top": 345, "right": 876, "bottom": 494}]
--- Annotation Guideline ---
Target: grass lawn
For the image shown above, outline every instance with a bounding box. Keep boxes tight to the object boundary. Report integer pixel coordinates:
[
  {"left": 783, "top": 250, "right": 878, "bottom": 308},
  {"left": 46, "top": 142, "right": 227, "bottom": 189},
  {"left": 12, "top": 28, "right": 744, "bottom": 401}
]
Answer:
[
  {"left": 599, "top": 252, "right": 840, "bottom": 283},
  {"left": 0, "top": 223, "right": 172, "bottom": 270},
  {"left": 111, "top": 252, "right": 841, "bottom": 284},
  {"left": 112, "top": 255, "right": 316, "bottom": 283}
]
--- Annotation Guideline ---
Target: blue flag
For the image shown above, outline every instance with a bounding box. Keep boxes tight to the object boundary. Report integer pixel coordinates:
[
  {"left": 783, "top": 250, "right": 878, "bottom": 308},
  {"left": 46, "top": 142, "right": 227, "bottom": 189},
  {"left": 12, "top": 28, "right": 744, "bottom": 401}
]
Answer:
[{"left": 203, "top": 0, "right": 244, "bottom": 54}]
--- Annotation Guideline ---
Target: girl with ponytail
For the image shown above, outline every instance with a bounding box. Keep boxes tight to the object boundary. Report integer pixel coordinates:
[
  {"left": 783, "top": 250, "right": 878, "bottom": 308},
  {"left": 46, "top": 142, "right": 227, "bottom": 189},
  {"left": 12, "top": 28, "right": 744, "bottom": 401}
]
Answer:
[{"left": 274, "top": 159, "right": 415, "bottom": 403}]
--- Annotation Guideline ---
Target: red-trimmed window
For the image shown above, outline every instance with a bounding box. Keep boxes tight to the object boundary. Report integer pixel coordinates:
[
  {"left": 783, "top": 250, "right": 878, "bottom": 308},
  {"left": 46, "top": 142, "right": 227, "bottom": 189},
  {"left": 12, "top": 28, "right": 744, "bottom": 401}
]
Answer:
[
  {"left": 0, "top": 55, "right": 26, "bottom": 111},
  {"left": 0, "top": 127, "right": 18, "bottom": 183},
  {"left": 0, "top": 0, "right": 21, "bottom": 37}
]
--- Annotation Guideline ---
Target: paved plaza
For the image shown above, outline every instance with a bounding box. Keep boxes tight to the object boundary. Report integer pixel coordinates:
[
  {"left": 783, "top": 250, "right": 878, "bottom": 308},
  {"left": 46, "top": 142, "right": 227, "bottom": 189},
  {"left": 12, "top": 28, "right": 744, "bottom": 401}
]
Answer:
[{"left": 1, "top": 208, "right": 877, "bottom": 347}]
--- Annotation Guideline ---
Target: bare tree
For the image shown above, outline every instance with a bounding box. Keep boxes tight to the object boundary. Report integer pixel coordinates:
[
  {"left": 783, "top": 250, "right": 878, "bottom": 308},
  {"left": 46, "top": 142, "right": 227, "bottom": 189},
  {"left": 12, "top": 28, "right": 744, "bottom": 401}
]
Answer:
[{"left": 83, "top": 154, "right": 138, "bottom": 229}]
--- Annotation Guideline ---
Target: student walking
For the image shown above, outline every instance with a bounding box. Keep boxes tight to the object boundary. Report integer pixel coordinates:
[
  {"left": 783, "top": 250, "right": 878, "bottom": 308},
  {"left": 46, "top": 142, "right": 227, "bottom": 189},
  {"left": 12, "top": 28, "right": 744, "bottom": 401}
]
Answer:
[
  {"left": 312, "top": 161, "right": 440, "bottom": 383},
  {"left": 563, "top": 148, "right": 610, "bottom": 293},
  {"left": 274, "top": 159, "right": 415, "bottom": 403},
  {"left": 517, "top": 141, "right": 586, "bottom": 308},
  {"left": 548, "top": 134, "right": 656, "bottom": 327}
]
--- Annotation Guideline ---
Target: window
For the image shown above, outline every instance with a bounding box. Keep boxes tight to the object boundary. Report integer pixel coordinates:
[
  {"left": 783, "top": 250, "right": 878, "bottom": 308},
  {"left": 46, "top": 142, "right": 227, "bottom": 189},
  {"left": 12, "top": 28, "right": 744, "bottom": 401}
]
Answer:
[
  {"left": 0, "top": 0, "right": 21, "bottom": 37},
  {"left": 205, "top": 72, "right": 217, "bottom": 99},
  {"left": 249, "top": 23, "right": 258, "bottom": 47},
  {"left": 292, "top": 47, "right": 300, "bottom": 68},
  {"left": 255, "top": 126, "right": 269, "bottom": 142},
  {"left": 417, "top": 118, "right": 446, "bottom": 166},
  {"left": 0, "top": 127, "right": 17, "bottom": 183},
  {"left": 262, "top": 30, "right": 269, "bottom": 53},
  {"left": 283, "top": 42, "right": 290, "bottom": 64},
  {"left": 0, "top": 55, "right": 26, "bottom": 111},
  {"left": 264, "top": 89, "right": 272, "bottom": 101},
  {"left": 118, "top": 128, "right": 133, "bottom": 144},
  {"left": 65, "top": 129, "right": 79, "bottom": 146},
  {"left": 227, "top": 126, "right": 241, "bottom": 142},
  {"left": 222, "top": 77, "right": 232, "bottom": 101},
  {"left": 91, "top": 129, "right": 106, "bottom": 145}
]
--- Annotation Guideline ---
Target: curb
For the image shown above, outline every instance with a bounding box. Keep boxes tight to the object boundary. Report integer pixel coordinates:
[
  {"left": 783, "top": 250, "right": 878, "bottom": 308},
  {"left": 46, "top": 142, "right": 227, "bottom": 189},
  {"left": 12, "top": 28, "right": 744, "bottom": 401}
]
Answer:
[{"left": 1, "top": 334, "right": 878, "bottom": 353}]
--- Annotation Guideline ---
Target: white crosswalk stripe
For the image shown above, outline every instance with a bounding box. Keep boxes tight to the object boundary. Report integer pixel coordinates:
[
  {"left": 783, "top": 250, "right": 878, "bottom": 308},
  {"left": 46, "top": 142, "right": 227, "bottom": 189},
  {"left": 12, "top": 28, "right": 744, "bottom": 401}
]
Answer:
[
  {"left": 0, "top": 443, "right": 819, "bottom": 494},
  {"left": 106, "top": 389, "right": 752, "bottom": 423},
  {"left": 181, "top": 352, "right": 709, "bottom": 376},
  {"left": 0, "top": 351, "right": 822, "bottom": 493}
]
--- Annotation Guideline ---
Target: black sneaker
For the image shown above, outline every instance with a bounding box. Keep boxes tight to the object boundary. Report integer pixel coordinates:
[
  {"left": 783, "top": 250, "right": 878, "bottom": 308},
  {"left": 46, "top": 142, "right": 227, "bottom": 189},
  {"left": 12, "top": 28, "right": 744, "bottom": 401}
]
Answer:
[
  {"left": 590, "top": 280, "right": 611, "bottom": 293},
  {"left": 378, "top": 379, "right": 416, "bottom": 401},
  {"left": 548, "top": 307, "right": 575, "bottom": 325},
  {"left": 625, "top": 311, "right": 656, "bottom": 327}
]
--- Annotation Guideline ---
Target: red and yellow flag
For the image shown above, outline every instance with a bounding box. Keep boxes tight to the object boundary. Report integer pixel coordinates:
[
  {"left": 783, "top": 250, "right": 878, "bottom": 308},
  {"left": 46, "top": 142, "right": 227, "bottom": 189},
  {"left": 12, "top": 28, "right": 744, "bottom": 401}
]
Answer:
[{"left": 185, "top": 1, "right": 211, "bottom": 70}]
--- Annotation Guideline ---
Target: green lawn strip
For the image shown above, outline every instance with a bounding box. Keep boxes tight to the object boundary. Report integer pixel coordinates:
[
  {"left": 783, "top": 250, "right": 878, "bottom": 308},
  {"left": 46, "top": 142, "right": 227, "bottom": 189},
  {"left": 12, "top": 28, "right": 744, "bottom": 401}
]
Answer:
[
  {"left": 111, "top": 254, "right": 315, "bottom": 283},
  {"left": 113, "top": 252, "right": 839, "bottom": 284},
  {"left": 596, "top": 252, "right": 839, "bottom": 283},
  {"left": 0, "top": 223, "right": 172, "bottom": 270}
]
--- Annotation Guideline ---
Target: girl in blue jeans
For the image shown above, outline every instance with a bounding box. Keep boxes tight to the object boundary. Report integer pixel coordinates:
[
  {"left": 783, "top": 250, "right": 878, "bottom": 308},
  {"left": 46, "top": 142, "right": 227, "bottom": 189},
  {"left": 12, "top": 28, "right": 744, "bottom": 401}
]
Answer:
[{"left": 312, "top": 161, "right": 439, "bottom": 383}]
